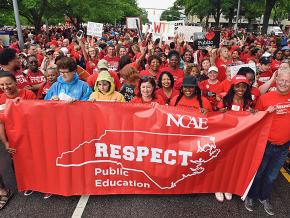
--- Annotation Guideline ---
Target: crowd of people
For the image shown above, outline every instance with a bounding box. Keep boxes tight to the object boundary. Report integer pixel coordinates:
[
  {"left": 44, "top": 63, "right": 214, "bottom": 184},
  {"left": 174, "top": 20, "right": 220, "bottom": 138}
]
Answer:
[{"left": 0, "top": 24, "right": 289, "bottom": 216}]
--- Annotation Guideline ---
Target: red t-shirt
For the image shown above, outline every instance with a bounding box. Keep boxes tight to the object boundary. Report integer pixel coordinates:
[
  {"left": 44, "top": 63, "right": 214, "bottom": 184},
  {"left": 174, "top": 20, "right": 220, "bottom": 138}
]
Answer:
[
  {"left": 26, "top": 70, "right": 46, "bottom": 86},
  {"left": 14, "top": 71, "right": 31, "bottom": 89},
  {"left": 259, "top": 70, "right": 273, "bottom": 83},
  {"left": 130, "top": 95, "right": 165, "bottom": 105},
  {"left": 85, "top": 59, "right": 99, "bottom": 75},
  {"left": 199, "top": 80, "right": 221, "bottom": 110},
  {"left": 103, "top": 56, "right": 120, "bottom": 71},
  {"left": 271, "top": 59, "right": 281, "bottom": 71},
  {"left": 161, "top": 67, "right": 184, "bottom": 81},
  {"left": 251, "top": 86, "right": 260, "bottom": 106},
  {"left": 215, "top": 57, "right": 232, "bottom": 81},
  {"left": 86, "top": 71, "right": 121, "bottom": 91},
  {"left": 170, "top": 95, "right": 212, "bottom": 111},
  {"left": 36, "top": 82, "right": 52, "bottom": 99},
  {"left": 0, "top": 89, "right": 36, "bottom": 104},
  {"left": 217, "top": 101, "right": 248, "bottom": 111},
  {"left": 255, "top": 91, "right": 290, "bottom": 145},
  {"left": 155, "top": 88, "right": 179, "bottom": 105},
  {"left": 216, "top": 79, "right": 232, "bottom": 96}
]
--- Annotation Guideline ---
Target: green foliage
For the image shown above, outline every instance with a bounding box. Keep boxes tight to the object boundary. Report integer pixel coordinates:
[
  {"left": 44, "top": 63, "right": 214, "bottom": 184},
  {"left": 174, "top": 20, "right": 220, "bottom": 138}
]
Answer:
[
  {"left": 160, "top": 6, "right": 182, "bottom": 21},
  {"left": 0, "top": 0, "right": 148, "bottom": 31}
]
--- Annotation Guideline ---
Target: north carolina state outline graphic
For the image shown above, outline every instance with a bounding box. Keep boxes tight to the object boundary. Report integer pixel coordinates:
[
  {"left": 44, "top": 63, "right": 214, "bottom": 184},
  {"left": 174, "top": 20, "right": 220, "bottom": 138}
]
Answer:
[{"left": 56, "top": 130, "right": 221, "bottom": 190}]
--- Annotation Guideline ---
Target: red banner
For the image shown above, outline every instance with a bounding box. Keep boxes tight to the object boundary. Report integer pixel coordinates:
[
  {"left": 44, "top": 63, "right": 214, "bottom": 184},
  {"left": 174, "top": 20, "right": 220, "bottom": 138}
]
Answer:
[{"left": 4, "top": 101, "right": 272, "bottom": 196}]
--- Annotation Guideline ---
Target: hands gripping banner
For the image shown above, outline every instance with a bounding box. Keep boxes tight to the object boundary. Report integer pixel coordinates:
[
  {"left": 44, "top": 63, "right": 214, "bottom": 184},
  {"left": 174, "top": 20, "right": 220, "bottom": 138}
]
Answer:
[{"left": 4, "top": 101, "right": 272, "bottom": 196}]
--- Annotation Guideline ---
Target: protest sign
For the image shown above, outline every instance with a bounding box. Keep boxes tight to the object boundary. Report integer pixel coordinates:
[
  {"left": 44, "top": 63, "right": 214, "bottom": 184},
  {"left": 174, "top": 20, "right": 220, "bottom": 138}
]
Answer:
[
  {"left": 0, "top": 32, "right": 10, "bottom": 46},
  {"left": 87, "top": 22, "right": 103, "bottom": 37},
  {"left": 176, "top": 26, "right": 203, "bottom": 42},
  {"left": 5, "top": 101, "right": 271, "bottom": 196},
  {"left": 126, "top": 17, "right": 141, "bottom": 30},
  {"left": 230, "top": 63, "right": 257, "bottom": 78},
  {"left": 193, "top": 31, "right": 221, "bottom": 49}
]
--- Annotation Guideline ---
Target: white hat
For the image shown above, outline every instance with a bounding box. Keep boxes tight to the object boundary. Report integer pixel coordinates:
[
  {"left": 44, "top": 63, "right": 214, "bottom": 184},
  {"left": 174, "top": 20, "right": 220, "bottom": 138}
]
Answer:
[
  {"left": 262, "top": 52, "right": 272, "bottom": 58},
  {"left": 208, "top": 66, "right": 218, "bottom": 72},
  {"left": 60, "top": 47, "right": 68, "bottom": 56}
]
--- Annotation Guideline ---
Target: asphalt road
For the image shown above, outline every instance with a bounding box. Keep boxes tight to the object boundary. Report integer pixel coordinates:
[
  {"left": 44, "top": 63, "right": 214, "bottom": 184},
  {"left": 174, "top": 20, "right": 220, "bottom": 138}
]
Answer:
[{"left": 0, "top": 143, "right": 289, "bottom": 218}]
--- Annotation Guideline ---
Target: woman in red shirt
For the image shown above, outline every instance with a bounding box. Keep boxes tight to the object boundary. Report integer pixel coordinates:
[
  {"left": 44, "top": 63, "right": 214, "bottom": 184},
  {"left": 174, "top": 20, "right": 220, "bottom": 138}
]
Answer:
[
  {"left": 131, "top": 76, "right": 164, "bottom": 104},
  {"left": 218, "top": 75, "right": 253, "bottom": 113},
  {"left": 199, "top": 66, "right": 221, "bottom": 111},
  {"left": 0, "top": 72, "right": 36, "bottom": 208},
  {"left": 215, "top": 75, "right": 254, "bottom": 203},
  {"left": 156, "top": 71, "right": 179, "bottom": 105},
  {"left": 139, "top": 55, "right": 162, "bottom": 83},
  {"left": 170, "top": 75, "right": 212, "bottom": 114}
]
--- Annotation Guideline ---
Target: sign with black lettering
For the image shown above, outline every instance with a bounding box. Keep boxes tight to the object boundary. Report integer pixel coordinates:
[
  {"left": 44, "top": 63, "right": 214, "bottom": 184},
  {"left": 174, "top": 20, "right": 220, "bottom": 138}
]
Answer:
[{"left": 193, "top": 31, "right": 220, "bottom": 50}]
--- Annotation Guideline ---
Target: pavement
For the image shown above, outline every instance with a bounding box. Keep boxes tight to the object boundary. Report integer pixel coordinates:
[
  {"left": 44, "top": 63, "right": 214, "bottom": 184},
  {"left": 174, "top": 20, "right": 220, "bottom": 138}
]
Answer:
[{"left": 0, "top": 143, "right": 289, "bottom": 218}]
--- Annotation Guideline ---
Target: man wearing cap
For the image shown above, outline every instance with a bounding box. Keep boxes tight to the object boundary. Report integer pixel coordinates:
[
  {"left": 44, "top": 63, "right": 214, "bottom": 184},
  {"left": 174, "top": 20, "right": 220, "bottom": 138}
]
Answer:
[
  {"left": 86, "top": 59, "right": 121, "bottom": 91},
  {"left": 258, "top": 57, "right": 273, "bottom": 83},
  {"left": 245, "top": 68, "right": 290, "bottom": 216},
  {"left": 281, "top": 46, "right": 289, "bottom": 61}
]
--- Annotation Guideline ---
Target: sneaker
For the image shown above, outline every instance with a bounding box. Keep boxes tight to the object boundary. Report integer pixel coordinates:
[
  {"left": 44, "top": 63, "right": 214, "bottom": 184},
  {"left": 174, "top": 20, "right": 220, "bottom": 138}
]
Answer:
[
  {"left": 24, "top": 190, "right": 34, "bottom": 196},
  {"left": 244, "top": 197, "right": 254, "bottom": 212},
  {"left": 43, "top": 193, "right": 52, "bottom": 199},
  {"left": 259, "top": 199, "right": 274, "bottom": 216},
  {"left": 215, "top": 192, "right": 224, "bottom": 202},
  {"left": 224, "top": 193, "right": 232, "bottom": 201}
]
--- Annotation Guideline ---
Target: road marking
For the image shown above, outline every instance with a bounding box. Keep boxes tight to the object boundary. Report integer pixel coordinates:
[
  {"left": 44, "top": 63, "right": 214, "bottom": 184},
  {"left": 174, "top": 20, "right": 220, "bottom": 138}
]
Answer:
[
  {"left": 280, "top": 168, "right": 290, "bottom": 183},
  {"left": 71, "top": 195, "right": 90, "bottom": 218}
]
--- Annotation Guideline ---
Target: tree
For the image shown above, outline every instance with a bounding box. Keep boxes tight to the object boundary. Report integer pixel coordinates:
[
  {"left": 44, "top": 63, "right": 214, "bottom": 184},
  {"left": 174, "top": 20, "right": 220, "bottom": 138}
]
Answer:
[
  {"left": 160, "top": 6, "right": 182, "bottom": 21},
  {"left": 262, "top": 0, "right": 278, "bottom": 34}
]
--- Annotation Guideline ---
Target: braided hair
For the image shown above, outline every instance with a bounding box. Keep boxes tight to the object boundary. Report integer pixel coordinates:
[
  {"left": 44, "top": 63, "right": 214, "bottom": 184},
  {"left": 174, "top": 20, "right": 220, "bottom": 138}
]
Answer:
[{"left": 223, "top": 84, "right": 253, "bottom": 110}]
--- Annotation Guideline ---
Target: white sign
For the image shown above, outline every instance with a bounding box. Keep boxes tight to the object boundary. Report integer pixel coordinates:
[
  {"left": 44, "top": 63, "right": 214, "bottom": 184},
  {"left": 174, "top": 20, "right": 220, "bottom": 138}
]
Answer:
[
  {"left": 176, "top": 26, "right": 203, "bottom": 42},
  {"left": 126, "top": 17, "right": 141, "bottom": 29},
  {"left": 87, "top": 22, "right": 103, "bottom": 37},
  {"left": 230, "top": 63, "right": 256, "bottom": 78}
]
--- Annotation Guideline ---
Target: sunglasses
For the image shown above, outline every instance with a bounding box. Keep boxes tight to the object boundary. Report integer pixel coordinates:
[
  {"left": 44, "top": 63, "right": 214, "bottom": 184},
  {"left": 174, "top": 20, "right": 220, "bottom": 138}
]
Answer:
[{"left": 29, "top": 60, "right": 38, "bottom": 64}]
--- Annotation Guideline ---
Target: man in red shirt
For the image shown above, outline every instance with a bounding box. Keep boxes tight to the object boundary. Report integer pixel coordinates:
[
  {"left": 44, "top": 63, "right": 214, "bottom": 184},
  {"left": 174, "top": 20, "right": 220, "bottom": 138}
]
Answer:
[
  {"left": 103, "top": 44, "right": 120, "bottom": 71},
  {"left": 245, "top": 68, "right": 290, "bottom": 216},
  {"left": 26, "top": 55, "right": 46, "bottom": 93},
  {"left": 0, "top": 48, "right": 30, "bottom": 89},
  {"left": 257, "top": 57, "right": 273, "bottom": 84}
]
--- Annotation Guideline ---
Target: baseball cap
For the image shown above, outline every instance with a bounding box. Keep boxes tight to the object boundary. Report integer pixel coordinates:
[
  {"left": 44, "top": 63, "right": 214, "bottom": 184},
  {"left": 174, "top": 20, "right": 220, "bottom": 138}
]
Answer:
[
  {"left": 182, "top": 75, "right": 198, "bottom": 87},
  {"left": 281, "top": 46, "right": 290, "bottom": 51},
  {"left": 261, "top": 51, "right": 272, "bottom": 58},
  {"left": 97, "top": 59, "right": 109, "bottom": 70},
  {"left": 231, "top": 75, "right": 249, "bottom": 85},
  {"left": 208, "top": 66, "right": 218, "bottom": 73},
  {"left": 259, "top": 56, "right": 271, "bottom": 65}
]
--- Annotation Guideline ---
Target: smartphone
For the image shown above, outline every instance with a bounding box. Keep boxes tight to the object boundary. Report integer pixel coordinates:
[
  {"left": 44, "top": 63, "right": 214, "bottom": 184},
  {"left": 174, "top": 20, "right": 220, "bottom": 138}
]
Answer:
[{"left": 76, "top": 30, "right": 83, "bottom": 39}]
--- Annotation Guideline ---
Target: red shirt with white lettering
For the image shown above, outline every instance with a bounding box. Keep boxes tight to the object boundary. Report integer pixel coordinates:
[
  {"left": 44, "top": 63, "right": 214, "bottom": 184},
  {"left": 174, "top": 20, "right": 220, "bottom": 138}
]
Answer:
[
  {"left": 14, "top": 71, "right": 30, "bottom": 89},
  {"left": 255, "top": 91, "right": 290, "bottom": 145},
  {"left": 259, "top": 70, "right": 273, "bottom": 83},
  {"left": 103, "top": 56, "right": 120, "bottom": 71},
  {"left": 26, "top": 70, "right": 46, "bottom": 86}
]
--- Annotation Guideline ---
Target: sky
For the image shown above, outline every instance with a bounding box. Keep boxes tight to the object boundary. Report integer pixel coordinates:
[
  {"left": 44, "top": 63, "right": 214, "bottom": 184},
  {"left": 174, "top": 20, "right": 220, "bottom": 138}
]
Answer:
[{"left": 137, "top": 0, "right": 176, "bottom": 22}]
